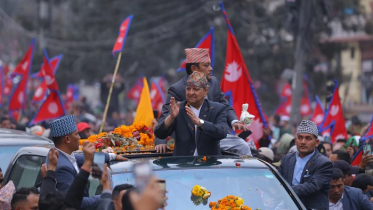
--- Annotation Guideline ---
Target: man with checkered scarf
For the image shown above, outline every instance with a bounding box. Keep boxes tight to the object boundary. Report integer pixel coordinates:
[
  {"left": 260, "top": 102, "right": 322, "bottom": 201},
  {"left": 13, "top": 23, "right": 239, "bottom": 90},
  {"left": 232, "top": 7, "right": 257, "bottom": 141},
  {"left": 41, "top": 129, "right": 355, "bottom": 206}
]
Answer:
[{"left": 278, "top": 120, "right": 333, "bottom": 210}]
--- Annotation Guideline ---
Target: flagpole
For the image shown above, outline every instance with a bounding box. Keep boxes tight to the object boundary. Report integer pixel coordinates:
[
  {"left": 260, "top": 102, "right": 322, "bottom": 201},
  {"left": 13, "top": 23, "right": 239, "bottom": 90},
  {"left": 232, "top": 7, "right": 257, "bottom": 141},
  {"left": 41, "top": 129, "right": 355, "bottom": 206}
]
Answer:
[
  {"left": 17, "top": 108, "right": 22, "bottom": 123},
  {"left": 99, "top": 52, "right": 122, "bottom": 133}
]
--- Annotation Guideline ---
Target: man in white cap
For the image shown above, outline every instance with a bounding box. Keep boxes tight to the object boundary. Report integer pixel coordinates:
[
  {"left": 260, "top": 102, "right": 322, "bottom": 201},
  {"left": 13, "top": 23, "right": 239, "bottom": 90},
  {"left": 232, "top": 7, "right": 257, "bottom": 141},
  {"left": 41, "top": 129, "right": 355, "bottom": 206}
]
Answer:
[
  {"left": 155, "top": 48, "right": 251, "bottom": 155},
  {"left": 48, "top": 115, "right": 127, "bottom": 209},
  {"left": 278, "top": 120, "right": 333, "bottom": 210}
]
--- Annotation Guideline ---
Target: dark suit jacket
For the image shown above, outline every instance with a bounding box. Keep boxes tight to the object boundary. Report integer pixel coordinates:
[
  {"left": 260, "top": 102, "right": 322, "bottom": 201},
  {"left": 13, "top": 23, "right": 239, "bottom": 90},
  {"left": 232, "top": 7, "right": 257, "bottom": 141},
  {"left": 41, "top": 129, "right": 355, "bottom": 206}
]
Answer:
[
  {"left": 46, "top": 150, "right": 110, "bottom": 210},
  {"left": 342, "top": 186, "right": 373, "bottom": 210},
  {"left": 154, "top": 99, "right": 228, "bottom": 156},
  {"left": 278, "top": 150, "right": 333, "bottom": 210},
  {"left": 155, "top": 75, "right": 236, "bottom": 145}
]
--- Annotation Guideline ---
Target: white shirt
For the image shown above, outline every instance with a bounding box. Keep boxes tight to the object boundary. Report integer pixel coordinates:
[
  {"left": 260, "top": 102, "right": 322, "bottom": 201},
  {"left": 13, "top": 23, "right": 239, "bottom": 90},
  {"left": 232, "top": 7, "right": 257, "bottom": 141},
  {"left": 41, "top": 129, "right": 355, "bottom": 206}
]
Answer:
[
  {"left": 56, "top": 148, "right": 80, "bottom": 173},
  {"left": 190, "top": 103, "right": 203, "bottom": 156},
  {"left": 329, "top": 193, "right": 343, "bottom": 210}
]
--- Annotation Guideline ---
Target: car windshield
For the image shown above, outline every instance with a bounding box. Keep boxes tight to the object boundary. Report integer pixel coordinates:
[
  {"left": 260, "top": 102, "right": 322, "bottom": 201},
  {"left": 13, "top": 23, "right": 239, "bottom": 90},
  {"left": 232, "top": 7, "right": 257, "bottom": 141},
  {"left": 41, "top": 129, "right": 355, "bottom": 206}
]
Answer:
[
  {"left": 0, "top": 146, "right": 24, "bottom": 172},
  {"left": 112, "top": 167, "right": 300, "bottom": 210}
]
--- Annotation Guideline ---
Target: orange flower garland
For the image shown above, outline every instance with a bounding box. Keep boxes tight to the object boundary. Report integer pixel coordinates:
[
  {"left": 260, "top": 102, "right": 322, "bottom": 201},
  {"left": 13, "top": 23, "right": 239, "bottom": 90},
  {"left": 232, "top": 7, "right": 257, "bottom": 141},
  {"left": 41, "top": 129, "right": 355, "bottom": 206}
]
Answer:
[
  {"left": 209, "top": 196, "right": 251, "bottom": 210},
  {"left": 80, "top": 122, "right": 155, "bottom": 152}
]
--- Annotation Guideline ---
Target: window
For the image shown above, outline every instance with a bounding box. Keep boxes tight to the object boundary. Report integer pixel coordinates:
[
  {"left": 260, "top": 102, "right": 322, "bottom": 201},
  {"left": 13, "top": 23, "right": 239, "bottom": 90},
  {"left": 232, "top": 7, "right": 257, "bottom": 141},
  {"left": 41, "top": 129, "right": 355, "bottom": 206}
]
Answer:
[
  {"left": 8, "top": 155, "right": 45, "bottom": 189},
  {"left": 0, "top": 146, "right": 25, "bottom": 172},
  {"left": 112, "top": 168, "right": 300, "bottom": 209}
]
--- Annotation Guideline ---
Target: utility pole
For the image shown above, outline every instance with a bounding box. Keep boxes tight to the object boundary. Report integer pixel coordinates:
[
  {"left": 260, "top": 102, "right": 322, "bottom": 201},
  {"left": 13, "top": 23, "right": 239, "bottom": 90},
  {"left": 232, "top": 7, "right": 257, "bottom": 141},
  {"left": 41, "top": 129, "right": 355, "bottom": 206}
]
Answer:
[
  {"left": 37, "top": 0, "right": 48, "bottom": 49},
  {"left": 290, "top": 0, "right": 316, "bottom": 124}
]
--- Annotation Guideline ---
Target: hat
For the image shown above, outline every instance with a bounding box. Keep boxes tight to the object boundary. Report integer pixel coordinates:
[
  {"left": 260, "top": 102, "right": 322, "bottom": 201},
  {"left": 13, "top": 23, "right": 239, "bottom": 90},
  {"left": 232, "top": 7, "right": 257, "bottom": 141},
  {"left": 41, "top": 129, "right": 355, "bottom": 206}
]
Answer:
[
  {"left": 186, "top": 71, "right": 209, "bottom": 89},
  {"left": 258, "top": 147, "right": 274, "bottom": 161},
  {"left": 296, "top": 120, "right": 318, "bottom": 137},
  {"left": 333, "top": 160, "right": 360, "bottom": 175},
  {"left": 49, "top": 115, "right": 77, "bottom": 137},
  {"left": 185, "top": 48, "right": 211, "bottom": 64},
  {"left": 77, "top": 122, "right": 91, "bottom": 132},
  {"left": 26, "top": 125, "right": 51, "bottom": 137}
]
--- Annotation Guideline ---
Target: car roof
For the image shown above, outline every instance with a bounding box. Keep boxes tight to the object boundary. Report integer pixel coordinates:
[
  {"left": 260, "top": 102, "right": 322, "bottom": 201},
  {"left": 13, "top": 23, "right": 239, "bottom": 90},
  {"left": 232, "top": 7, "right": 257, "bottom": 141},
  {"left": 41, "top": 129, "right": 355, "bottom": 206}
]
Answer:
[
  {"left": 109, "top": 156, "right": 268, "bottom": 174},
  {"left": 14, "top": 146, "right": 52, "bottom": 157},
  {"left": 0, "top": 128, "right": 54, "bottom": 145}
]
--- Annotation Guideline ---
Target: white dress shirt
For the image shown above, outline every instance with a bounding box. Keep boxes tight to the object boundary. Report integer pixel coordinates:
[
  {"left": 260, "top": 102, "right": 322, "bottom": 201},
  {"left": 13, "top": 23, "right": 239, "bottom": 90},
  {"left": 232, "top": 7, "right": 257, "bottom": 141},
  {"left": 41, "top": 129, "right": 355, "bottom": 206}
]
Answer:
[
  {"left": 329, "top": 193, "right": 343, "bottom": 210},
  {"left": 190, "top": 103, "right": 203, "bottom": 156},
  {"left": 56, "top": 148, "right": 80, "bottom": 173}
]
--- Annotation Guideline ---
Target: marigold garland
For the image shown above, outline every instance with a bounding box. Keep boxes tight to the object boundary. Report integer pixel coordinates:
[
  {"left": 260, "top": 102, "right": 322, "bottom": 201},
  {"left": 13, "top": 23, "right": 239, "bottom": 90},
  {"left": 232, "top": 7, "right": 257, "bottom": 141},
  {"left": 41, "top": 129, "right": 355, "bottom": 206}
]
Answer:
[
  {"left": 209, "top": 195, "right": 251, "bottom": 210},
  {"left": 79, "top": 122, "right": 155, "bottom": 153}
]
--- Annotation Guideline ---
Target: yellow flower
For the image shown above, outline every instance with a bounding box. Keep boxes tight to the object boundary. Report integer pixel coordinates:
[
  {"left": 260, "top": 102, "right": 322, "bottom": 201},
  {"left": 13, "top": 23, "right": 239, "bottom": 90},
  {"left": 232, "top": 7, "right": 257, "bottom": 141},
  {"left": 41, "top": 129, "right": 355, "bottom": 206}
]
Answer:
[
  {"left": 192, "top": 185, "right": 201, "bottom": 196},
  {"left": 235, "top": 197, "right": 243, "bottom": 206}
]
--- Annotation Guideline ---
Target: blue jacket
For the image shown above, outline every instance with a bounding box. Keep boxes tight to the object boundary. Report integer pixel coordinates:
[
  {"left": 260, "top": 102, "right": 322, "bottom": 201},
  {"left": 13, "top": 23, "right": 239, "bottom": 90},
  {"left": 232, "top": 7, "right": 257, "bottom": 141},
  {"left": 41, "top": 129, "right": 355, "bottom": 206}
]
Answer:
[
  {"left": 342, "top": 186, "right": 373, "bottom": 210},
  {"left": 278, "top": 150, "right": 333, "bottom": 210},
  {"left": 155, "top": 99, "right": 228, "bottom": 156},
  {"left": 155, "top": 75, "right": 236, "bottom": 145},
  {"left": 46, "top": 150, "right": 110, "bottom": 210}
]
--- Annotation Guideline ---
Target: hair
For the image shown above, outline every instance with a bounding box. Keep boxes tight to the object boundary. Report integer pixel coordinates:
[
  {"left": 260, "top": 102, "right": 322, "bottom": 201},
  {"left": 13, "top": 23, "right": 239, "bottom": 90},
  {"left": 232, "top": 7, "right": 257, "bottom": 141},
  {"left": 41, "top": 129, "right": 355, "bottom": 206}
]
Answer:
[
  {"left": 351, "top": 173, "right": 373, "bottom": 191},
  {"left": 274, "top": 115, "right": 281, "bottom": 125},
  {"left": 112, "top": 184, "right": 134, "bottom": 200},
  {"left": 332, "top": 150, "right": 351, "bottom": 164},
  {"left": 332, "top": 168, "right": 344, "bottom": 181},
  {"left": 38, "top": 192, "right": 64, "bottom": 210},
  {"left": 258, "top": 138, "right": 270, "bottom": 148},
  {"left": 0, "top": 117, "right": 9, "bottom": 124},
  {"left": 52, "top": 136, "right": 64, "bottom": 146},
  {"left": 11, "top": 187, "right": 39, "bottom": 209},
  {"left": 336, "top": 139, "right": 347, "bottom": 143},
  {"left": 321, "top": 141, "right": 333, "bottom": 150},
  {"left": 185, "top": 63, "right": 199, "bottom": 75}
]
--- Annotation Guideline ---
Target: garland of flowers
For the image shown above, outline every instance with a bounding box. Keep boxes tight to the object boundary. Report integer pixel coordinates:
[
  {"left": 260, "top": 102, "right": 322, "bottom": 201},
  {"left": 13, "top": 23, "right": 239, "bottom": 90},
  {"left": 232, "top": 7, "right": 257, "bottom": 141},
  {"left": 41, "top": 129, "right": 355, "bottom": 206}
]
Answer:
[
  {"left": 209, "top": 195, "right": 251, "bottom": 210},
  {"left": 79, "top": 122, "right": 155, "bottom": 153}
]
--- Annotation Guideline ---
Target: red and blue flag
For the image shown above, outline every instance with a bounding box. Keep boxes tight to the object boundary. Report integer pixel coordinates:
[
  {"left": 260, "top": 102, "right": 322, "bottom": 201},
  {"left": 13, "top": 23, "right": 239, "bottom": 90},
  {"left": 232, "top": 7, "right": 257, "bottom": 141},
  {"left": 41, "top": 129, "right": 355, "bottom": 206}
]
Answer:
[
  {"left": 29, "top": 50, "right": 65, "bottom": 125},
  {"left": 319, "top": 81, "right": 347, "bottom": 142},
  {"left": 219, "top": 1, "right": 268, "bottom": 147},
  {"left": 112, "top": 15, "right": 133, "bottom": 56},
  {"left": 32, "top": 55, "right": 63, "bottom": 103},
  {"left": 9, "top": 40, "right": 35, "bottom": 119}
]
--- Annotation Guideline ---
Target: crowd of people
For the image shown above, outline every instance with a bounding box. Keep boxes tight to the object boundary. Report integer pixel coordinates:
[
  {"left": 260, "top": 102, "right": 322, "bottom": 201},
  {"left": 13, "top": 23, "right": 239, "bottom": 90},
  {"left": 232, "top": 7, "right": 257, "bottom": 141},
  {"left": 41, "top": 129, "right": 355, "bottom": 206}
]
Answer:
[{"left": 0, "top": 47, "right": 373, "bottom": 210}]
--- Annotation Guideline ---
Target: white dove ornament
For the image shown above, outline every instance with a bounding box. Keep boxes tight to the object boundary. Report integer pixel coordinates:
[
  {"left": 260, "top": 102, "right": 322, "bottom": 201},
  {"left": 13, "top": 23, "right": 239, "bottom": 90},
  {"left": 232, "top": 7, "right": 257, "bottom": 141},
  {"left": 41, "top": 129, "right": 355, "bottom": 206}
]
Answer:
[{"left": 240, "top": 103, "right": 255, "bottom": 125}]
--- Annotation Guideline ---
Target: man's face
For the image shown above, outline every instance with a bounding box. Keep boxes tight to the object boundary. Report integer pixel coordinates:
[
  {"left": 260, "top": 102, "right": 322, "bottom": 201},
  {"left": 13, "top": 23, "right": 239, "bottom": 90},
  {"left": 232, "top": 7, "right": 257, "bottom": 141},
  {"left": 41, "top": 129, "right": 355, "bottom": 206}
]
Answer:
[
  {"left": 323, "top": 143, "right": 332, "bottom": 157},
  {"left": 344, "top": 173, "right": 352, "bottom": 186},
  {"left": 16, "top": 194, "right": 39, "bottom": 210},
  {"left": 66, "top": 130, "right": 81, "bottom": 151},
  {"left": 191, "top": 62, "right": 212, "bottom": 80},
  {"left": 113, "top": 190, "right": 127, "bottom": 210},
  {"left": 186, "top": 86, "right": 208, "bottom": 106},
  {"left": 329, "top": 178, "right": 344, "bottom": 202},
  {"left": 1, "top": 119, "right": 13, "bottom": 129},
  {"left": 329, "top": 154, "right": 338, "bottom": 162},
  {"left": 296, "top": 133, "right": 319, "bottom": 156},
  {"left": 83, "top": 129, "right": 91, "bottom": 138}
]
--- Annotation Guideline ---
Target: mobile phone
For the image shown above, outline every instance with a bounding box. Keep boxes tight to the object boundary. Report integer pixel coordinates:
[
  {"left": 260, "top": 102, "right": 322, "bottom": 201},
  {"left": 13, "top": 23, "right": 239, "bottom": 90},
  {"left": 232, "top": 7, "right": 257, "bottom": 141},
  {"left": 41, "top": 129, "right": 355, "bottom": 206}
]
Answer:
[
  {"left": 153, "top": 111, "right": 159, "bottom": 119},
  {"left": 363, "top": 145, "right": 372, "bottom": 155},
  {"left": 157, "top": 179, "right": 166, "bottom": 207},
  {"left": 238, "top": 130, "right": 252, "bottom": 140},
  {"left": 92, "top": 152, "right": 105, "bottom": 179},
  {"left": 133, "top": 162, "right": 153, "bottom": 193}
]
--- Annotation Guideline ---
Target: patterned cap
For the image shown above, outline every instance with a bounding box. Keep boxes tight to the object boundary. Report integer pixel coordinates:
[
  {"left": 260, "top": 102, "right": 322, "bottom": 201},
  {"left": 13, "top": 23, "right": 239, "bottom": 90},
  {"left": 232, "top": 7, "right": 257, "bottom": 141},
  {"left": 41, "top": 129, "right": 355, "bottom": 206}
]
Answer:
[
  {"left": 296, "top": 120, "right": 319, "bottom": 137},
  {"left": 185, "top": 48, "right": 211, "bottom": 63},
  {"left": 186, "top": 71, "right": 209, "bottom": 89},
  {"left": 49, "top": 115, "right": 78, "bottom": 137}
]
